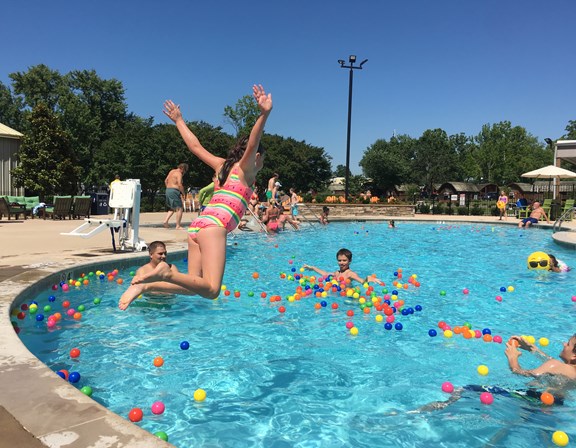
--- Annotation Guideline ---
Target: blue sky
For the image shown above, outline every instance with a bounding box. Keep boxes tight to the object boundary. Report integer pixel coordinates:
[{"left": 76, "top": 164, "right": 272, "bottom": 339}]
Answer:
[{"left": 2, "top": 0, "right": 575, "bottom": 173}]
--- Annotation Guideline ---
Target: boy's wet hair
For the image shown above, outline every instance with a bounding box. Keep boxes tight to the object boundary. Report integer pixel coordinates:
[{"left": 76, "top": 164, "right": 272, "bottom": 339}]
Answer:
[
  {"left": 337, "top": 248, "right": 352, "bottom": 261},
  {"left": 148, "top": 241, "right": 166, "bottom": 254}
]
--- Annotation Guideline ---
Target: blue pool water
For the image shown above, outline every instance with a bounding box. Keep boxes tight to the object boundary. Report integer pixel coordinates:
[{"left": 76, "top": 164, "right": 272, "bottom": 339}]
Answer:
[{"left": 16, "top": 222, "right": 576, "bottom": 447}]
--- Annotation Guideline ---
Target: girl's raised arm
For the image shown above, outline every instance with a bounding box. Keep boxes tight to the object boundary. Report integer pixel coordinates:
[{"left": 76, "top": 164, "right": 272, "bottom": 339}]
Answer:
[
  {"left": 163, "top": 100, "right": 224, "bottom": 171},
  {"left": 239, "top": 85, "right": 272, "bottom": 172}
]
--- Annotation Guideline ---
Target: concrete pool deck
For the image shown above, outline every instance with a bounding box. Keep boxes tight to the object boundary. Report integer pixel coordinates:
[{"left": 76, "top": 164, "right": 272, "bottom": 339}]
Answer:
[{"left": 1, "top": 211, "right": 575, "bottom": 447}]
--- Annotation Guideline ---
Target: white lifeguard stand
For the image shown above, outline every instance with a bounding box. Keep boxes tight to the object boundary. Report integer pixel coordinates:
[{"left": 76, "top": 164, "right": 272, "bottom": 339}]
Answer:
[{"left": 62, "top": 179, "right": 148, "bottom": 251}]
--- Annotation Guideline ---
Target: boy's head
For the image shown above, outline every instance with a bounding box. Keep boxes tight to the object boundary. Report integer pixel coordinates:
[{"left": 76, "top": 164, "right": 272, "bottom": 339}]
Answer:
[
  {"left": 148, "top": 241, "right": 167, "bottom": 263},
  {"left": 323, "top": 206, "right": 329, "bottom": 213},
  {"left": 336, "top": 248, "right": 352, "bottom": 271}
]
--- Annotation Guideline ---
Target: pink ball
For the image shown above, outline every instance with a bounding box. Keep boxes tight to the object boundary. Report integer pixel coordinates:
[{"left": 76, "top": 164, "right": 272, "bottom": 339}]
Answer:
[
  {"left": 345, "top": 321, "right": 354, "bottom": 329},
  {"left": 47, "top": 319, "right": 56, "bottom": 328},
  {"left": 474, "top": 330, "right": 482, "bottom": 339},
  {"left": 151, "top": 401, "right": 165, "bottom": 415},
  {"left": 441, "top": 381, "right": 454, "bottom": 393},
  {"left": 492, "top": 335, "right": 503, "bottom": 344},
  {"left": 572, "top": 296, "right": 576, "bottom": 302},
  {"left": 288, "top": 260, "right": 293, "bottom": 265},
  {"left": 386, "top": 315, "right": 395, "bottom": 323},
  {"left": 384, "top": 294, "right": 391, "bottom": 300},
  {"left": 463, "top": 288, "right": 469, "bottom": 294},
  {"left": 480, "top": 392, "right": 494, "bottom": 404},
  {"left": 62, "top": 284, "right": 70, "bottom": 292},
  {"left": 495, "top": 296, "right": 503, "bottom": 302},
  {"left": 66, "top": 308, "right": 75, "bottom": 316}
]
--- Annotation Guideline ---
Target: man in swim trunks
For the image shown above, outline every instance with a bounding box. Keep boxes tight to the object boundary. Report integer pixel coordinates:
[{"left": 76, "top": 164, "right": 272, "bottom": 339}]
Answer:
[
  {"left": 518, "top": 201, "right": 550, "bottom": 228},
  {"left": 163, "top": 163, "right": 188, "bottom": 229},
  {"left": 266, "top": 173, "right": 279, "bottom": 202}
]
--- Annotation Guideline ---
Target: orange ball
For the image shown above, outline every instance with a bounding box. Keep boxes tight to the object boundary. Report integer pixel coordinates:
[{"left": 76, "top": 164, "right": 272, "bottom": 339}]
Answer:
[
  {"left": 153, "top": 356, "right": 164, "bottom": 367},
  {"left": 363, "top": 307, "right": 371, "bottom": 314},
  {"left": 252, "top": 272, "right": 259, "bottom": 279},
  {"left": 234, "top": 291, "right": 240, "bottom": 298},
  {"left": 314, "top": 303, "right": 321, "bottom": 310},
  {"left": 70, "top": 348, "right": 81, "bottom": 358},
  {"left": 540, "top": 392, "right": 555, "bottom": 405},
  {"left": 483, "top": 334, "right": 493, "bottom": 342},
  {"left": 73, "top": 312, "right": 82, "bottom": 320},
  {"left": 83, "top": 279, "right": 89, "bottom": 285},
  {"left": 116, "top": 278, "right": 124, "bottom": 285},
  {"left": 260, "top": 292, "right": 267, "bottom": 298},
  {"left": 508, "top": 338, "right": 519, "bottom": 347}
]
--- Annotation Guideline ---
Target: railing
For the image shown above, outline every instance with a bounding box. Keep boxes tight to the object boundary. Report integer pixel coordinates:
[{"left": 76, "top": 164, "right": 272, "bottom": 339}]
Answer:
[{"left": 552, "top": 207, "right": 575, "bottom": 234}]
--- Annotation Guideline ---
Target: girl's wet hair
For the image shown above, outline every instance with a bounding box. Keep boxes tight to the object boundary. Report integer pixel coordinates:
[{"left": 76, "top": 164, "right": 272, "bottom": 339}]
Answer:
[{"left": 218, "top": 136, "right": 265, "bottom": 185}]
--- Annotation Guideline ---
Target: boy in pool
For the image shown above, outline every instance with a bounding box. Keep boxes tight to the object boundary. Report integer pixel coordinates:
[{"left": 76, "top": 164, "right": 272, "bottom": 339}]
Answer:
[{"left": 303, "top": 248, "right": 384, "bottom": 285}]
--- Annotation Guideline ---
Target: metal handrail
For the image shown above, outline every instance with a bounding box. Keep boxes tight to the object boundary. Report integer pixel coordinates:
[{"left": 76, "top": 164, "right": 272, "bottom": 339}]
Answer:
[
  {"left": 299, "top": 203, "right": 320, "bottom": 228},
  {"left": 552, "top": 207, "right": 575, "bottom": 233}
]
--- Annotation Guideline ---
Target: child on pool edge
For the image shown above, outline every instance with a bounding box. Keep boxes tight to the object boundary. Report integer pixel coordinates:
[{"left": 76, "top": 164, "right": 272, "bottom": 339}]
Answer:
[
  {"left": 303, "top": 248, "right": 384, "bottom": 285},
  {"left": 119, "top": 84, "right": 272, "bottom": 310}
]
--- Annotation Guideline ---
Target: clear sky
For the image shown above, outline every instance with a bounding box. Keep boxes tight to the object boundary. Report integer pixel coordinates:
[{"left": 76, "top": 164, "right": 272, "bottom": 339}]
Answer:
[{"left": 2, "top": 0, "right": 574, "bottom": 173}]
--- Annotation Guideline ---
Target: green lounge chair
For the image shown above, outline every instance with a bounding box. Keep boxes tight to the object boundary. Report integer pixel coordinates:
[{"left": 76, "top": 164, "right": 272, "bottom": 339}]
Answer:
[
  {"left": 561, "top": 199, "right": 575, "bottom": 221},
  {"left": 0, "top": 197, "right": 28, "bottom": 220},
  {"left": 72, "top": 196, "right": 91, "bottom": 219},
  {"left": 45, "top": 196, "right": 73, "bottom": 220}
]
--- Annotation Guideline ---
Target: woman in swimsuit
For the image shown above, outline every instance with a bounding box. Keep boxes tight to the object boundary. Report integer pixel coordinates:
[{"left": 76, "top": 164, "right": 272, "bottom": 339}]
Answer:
[{"left": 119, "top": 85, "right": 272, "bottom": 309}]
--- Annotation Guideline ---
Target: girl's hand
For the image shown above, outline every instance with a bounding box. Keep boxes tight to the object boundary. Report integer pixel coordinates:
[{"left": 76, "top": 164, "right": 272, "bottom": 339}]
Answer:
[
  {"left": 163, "top": 100, "right": 183, "bottom": 122},
  {"left": 253, "top": 84, "right": 272, "bottom": 114}
]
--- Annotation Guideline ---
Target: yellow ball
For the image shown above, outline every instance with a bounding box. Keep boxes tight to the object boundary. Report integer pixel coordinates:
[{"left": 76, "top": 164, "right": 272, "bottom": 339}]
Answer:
[
  {"left": 75, "top": 281, "right": 81, "bottom": 287},
  {"left": 477, "top": 365, "right": 489, "bottom": 376},
  {"left": 539, "top": 337, "right": 550, "bottom": 347},
  {"left": 552, "top": 431, "right": 569, "bottom": 447},
  {"left": 353, "top": 292, "right": 360, "bottom": 299},
  {"left": 507, "top": 286, "right": 514, "bottom": 292},
  {"left": 359, "top": 297, "right": 366, "bottom": 304},
  {"left": 321, "top": 291, "right": 327, "bottom": 298},
  {"left": 375, "top": 315, "right": 384, "bottom": 322},
  {"left": 350, "top": 327, "right": 359, "bottom": 336},
  {"left": 220, "top": 285, "right": 227, "bottom": 291},
  {"left": 29, "top": 304, "right": 38, "bottom": 311},
  {"left": 362, "top": 282, "right": 369, "bottom": 288},
  {"left": 193, "top": 389, "right": 207, "bottom": 402},
  {"left": 391, "top": 294, "right": 398, "bottom": 300},
  {"left": 346, "top": 289, "right": 354, "bottom": 297},
  {"left": 444, "top": 330, "right": 453, "bottom": 338},
  {"left": 525, "top": 335, "right": 536, "bottom": 344},
  {"left": 299, "top": 267, "right": 305, "bottom": 273},
  {"left": 411, "top": 274, "right": 418, "bottom": 279},
  {"left": 527, "top": 252, "right": 550, "bottom": 270}
]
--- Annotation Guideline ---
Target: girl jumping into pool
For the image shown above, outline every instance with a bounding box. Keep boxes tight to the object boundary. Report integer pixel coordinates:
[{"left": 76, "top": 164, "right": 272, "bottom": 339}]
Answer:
[{"left": 119, "top": 84, "right": 272, "bottom": 310}]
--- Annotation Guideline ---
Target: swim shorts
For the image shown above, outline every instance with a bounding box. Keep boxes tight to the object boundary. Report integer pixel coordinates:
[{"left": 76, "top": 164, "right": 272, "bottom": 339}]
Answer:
[
  {"left": 522, "top": 217, "right": 538, "bottom": 225},
  {"left": 166, "top": 188, "right": 183, "bottom": 210}
]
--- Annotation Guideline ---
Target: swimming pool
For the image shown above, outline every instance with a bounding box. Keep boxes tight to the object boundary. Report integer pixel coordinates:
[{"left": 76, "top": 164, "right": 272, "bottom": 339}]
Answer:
[{"left": 16, "top": 222, "right": 576, "bottom": 447}]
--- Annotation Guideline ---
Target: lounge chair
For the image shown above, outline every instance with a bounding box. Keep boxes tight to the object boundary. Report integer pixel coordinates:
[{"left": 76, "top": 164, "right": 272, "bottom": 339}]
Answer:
[
  {"left": 45, "top": 196, "right": 73, "bottom": 220},
  {"left": 72, "top": 196, "right": 91, "bottom": 219},
  {"left": 541, "top": 199, "right": 552, "bottom": 217},
  {"left": 0, "top": 197, "right": 28, "bottom": 220},
  {"left": 561, "top": 199, "right": 575, "bottom": 221}
]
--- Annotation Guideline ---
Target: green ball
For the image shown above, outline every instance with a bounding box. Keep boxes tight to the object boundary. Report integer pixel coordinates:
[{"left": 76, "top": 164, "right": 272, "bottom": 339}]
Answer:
[
  {"left": 365, "top": 301, "right": 373, "bottom": 307},
  {"left": 155, "top": 431, "right": 169, "bottom": 441},
  {"left": 77, "top": 305, "right": 85, "bottom": 312},
  {"left": 464, "top": 322, "right": 472, "bottom": 329},
  {"left": 248, "top": 291, "right": 254, "bottom": 297},
  {"left": 382, "top": 288, "right": 388, "bottom": 294},
  {"left": 88, "top": 272, "right": 94, "bottom": 276},
  {"left": 29, "top": 307, "right": 37, "bottom": 314},
  {"left": 93, "top": 298, "right": 101, "bottom": 305},
  {"left": 80, "top": 386, "right": 93, "bottom": 396},
  {"left": 129, "top": 271, "right": 136, "bottom": 276},
  {"left": 43, "top": 305, "right": 52, "bottom": 312},
  {"left": 440, "top": 290, "right": 446, "bottom": 296}
]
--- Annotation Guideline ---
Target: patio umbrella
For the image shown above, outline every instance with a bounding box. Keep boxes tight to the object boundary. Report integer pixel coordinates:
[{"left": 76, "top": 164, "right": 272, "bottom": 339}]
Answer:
[{"left": 521, "top": 165, "right": 576, "bottom": 199}]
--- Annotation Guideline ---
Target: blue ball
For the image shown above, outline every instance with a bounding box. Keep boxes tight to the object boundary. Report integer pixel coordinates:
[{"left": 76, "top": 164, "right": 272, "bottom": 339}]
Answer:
[
  {"left": 392, "top": 290, "right": 399, "bottom": 295},
  {"left": 291, "top": 267, "right": 296, "bottom": 272},
  {"left": 35, "top": 314, "right": 44, "bottom": 321},
  {"left": 482, "top": 328, "right": 491, "bottom": 335},
  {"left": 99, "top": 274, "right": 105, "bottom": 280},
  {"left": 500, "top": 286, "right": 506, "bottom": 292},
  {"left": 69, "top": 372, "right": 81, "bottom": 383},
  {"left": 320, "top": 301, "right": 327, "bottom": 307},
  {"left": 401, "top": 308, "right": 409, "bottom": 316},
  {"left": 313, "top": 285, "right": 319, "bottom": 290},
  {"left": 393, "top": 272, "right": 398, "bottom": 277},
  {"left": 415, "top": 305, "right": 423, "bottom": 312},
  {"left": 407, "top": 307, "right": 414, "bottom": 314},
  {"left": 59, "top": 281, "right": 66, "bottom": 286},
  {"left": 48, "top": 296, "right": 56, "bottom": 302},
  {"left": 180, "top": 341, "right": 190, "bottom": 350},
  {"left": 428, "top": 329, "right": 437, "bottom": 337},
  {"left": 56, "top": 371, "right": 66, "bottom": 379},
  {"left": 384, "top": 323, "right": 393, "bottom": 330},
  {"left": 395, "top": 323, "right": 403, "bottom": 331}
]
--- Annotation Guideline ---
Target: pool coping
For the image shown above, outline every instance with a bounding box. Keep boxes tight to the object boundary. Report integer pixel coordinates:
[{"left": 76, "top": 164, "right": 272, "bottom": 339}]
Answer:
[{"left": 1, "top": 213, "right": 574, "bottom": 447}]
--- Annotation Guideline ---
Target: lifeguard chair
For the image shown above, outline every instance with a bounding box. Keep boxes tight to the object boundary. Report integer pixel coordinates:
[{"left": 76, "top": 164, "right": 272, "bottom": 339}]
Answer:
[{"left": 61, "top": 179, "right": 148, "bottom": 251}]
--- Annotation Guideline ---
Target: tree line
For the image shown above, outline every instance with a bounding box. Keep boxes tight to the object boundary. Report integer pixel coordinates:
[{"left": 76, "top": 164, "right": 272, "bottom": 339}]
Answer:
[{"left": 1, "top": 64, "right": 575, "bottom": 202}]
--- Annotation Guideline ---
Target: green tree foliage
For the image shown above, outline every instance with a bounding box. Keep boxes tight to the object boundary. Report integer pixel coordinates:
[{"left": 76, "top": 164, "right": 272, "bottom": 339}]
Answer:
[
  {"left": 565, "top": 120, "right": 576, "bottom": 140},
  {"left": 333, "top": 164, "right": 350, "bottom": 178},
  {"left": 411, "top": 129, "right": 458, "bottom": 192},
  {"left": 258, "top": 134, "right": 332, "bottom": 194},
  {"left": 360, "top": 135, "right": 415, "bottom": 192},
  {"left": 472, "top": 121, "right": 549, "bottom": 184},
  {"left": 0, "top": 81, "right": 25, "bottom": 130},
  {"left": 11, "top": 103, "right": 81, "bottom": 198},
  {"left": 223, "top": 95, "right": 260, "bottom": 137}
]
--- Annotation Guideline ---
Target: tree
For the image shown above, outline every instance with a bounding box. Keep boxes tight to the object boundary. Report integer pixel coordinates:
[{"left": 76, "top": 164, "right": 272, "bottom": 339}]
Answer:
[
  {"left": 333, "top": 164, "right": 350, "bottom": 178},
  {"left": 411, "top": 129, "right": 457, "bottom": 192},
  {"left": 565, "top": 120, "right": 576, "bottom": 140},
  {"left": 11, "top": 103, "right": 81, "bottom": 198},
  {"left": 223, "top": 95, "right": 260, "bottom": 137},
  {"left": 0, "top": 81, "right": 25, "bottom": 130}
]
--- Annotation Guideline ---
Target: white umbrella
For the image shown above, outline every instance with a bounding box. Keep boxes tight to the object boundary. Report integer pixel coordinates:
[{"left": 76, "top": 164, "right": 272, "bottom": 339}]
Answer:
[{"left": 521, "top": 165, "right": 576, "bottom": 199}]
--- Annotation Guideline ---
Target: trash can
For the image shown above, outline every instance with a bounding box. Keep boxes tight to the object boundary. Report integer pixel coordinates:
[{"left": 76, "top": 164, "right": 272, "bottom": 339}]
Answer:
[{"left": 90, "top": 193, "right": 109, "bottom": 215}]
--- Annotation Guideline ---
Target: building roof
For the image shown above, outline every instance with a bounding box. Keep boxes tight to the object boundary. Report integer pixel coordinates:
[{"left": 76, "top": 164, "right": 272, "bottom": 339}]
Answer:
[
  {"left": 437, "top": 182, "right": 481, "bottom": 193},
  {"left": 0, "top": 123, "right": 23, "bottom": 139}
]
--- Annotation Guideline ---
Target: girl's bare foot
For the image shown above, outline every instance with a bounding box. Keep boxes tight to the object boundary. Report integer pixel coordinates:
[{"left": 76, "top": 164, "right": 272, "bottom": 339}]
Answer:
[
  {"left": 131, "top": 261, "right": 172, "bottom": 284},
  {"left": 119, "top": 284, "right": 145, "bottom": 310}
]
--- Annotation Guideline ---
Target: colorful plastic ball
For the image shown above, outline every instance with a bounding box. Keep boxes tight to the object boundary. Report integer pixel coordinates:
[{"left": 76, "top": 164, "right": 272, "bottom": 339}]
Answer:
[
  {"left": 80, "top": 386, "right": 93, "bottom": 396},
  {"left": 552, "top": 431, "right": 569, "bottom": 447},
  {"left": 331, "top": 303, "right": 339, "bottom": 310},
  {"left": 500, "top": 286, "right": 506, "bottom": 292},
  {"left": 539, "top": 337, "right": 550, "bottom": 347},
  {"left": 507, "top": 286, "right": 514, "bottom": 292},
  {"left": 151, "top": 401, "right": 165, "bottom": 415},
  {"left": 62, "top": 284, "right": 70, "bottom": 292},
  {"left": 57, "top": 370, "right": 69, "bottom": 380},
  {"left": 480, "top": 392, "right": 494, "bottom": 405},
  {"left": 439, "top": 290, "right": 446, "bottom": 296},
  {"left": 443, "top": 329, "right": 453, "bottom": 338},
  {"left": 415, "top": 305, "right": 422, "bottom": 312},
  {"left": 346, "top": 310, "right": 354, "bottom": 317},
  {"left": 180, "top": 341, "right": 190, "bottom": 350},
  {"left": 66, "top": 309, "right": 75, "bottom": 316},
  {"left": 441, "top": 382, "right": 454, "bottom": 393},
  {"left": 48, "top": 295, "right": 56, "bottom": 302},
  {"left": 93, "top": 298, "right": 101, "bottom": 305},
  {"left": 35, "top": 314, "right": 44, "bottom": 322},
  {"left": 155, "top": 431, "right": 169, "bottom": 442},
  {"left": 495, "top": 296, "right": 503, "bottom": 302},
  {"left": 153, "top": 356, "right": 164, "bottom": 367},
  {"left": 462, "top": 288, "right": 469, "bottom": 294},
  {"left": 482, "top": 328, "right": 491, "bottom": 335},
  {"left": 128, "top": 407, "right": 143, "bottom": 422},
  {"left": 73, "top": 312, "right": 82, "bottom": 320},
  {"left": 477, "top": 365, "right": 489, "bottom": 376},
  {"left": 77, "top": 305, "right": 85, "bottom": 312},
  {"left": 492, "top": 335, "right": 503, "bottom": 344},
  {"left": 394, "top": 323, "right": 403, "bottom": 331},
  {"left": 43, "top": 305, "right": 52, "bottom": 312},
  {"left": 541, "top": 392, "right": 555, "bottom": 406},
  {"left": 252, "top": 272, "right": 259, "bottom": 279},
  {"left": 278, "top": 306, "right": 286, "bottom": 313},
  {"left": 194, "top": 389, "right": 207, "bottom": 401},
  {"left": 70, "top": 348, "right": 81, "bottom": 358},
  {"left": 428, "top": 329, "right": 437, "bottom": 337},
  {"left": 62, "top": 300, "right": 70, "bottom": 308},
  {"left": 375, "top": 314, "right": 384, "bottom": 323},
  {"left": 349, "top": 327, "right": 359, "bottom": 336},
  {"left": 68, "top": 372, "right": 81, "bottom": 383},
  {"left": 47, "top": 319, "right": 56, "bottom": 329},
  {"left": 52, "top": 284, "right": 58, "bottom": 290}
]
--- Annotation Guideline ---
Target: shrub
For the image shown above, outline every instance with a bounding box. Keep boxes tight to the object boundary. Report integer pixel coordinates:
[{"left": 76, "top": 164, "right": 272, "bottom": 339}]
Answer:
[
  {"left": 315, "top": 193, "right": 328, "bottom": 203},
  {"left": 434, "top": 203, "right": 446, "bottom": 215},
  {"left": 417, "top": 203, "right": 430, "bottom": 214},
  {"left": 457, "top": 206, "right": 469, "bottom": 215},
  {"left": 490, "top": 206, "right": 499, "bottom": 216},
  {"left": 470, "top": 206, "right": 484, "bottom": 216}
]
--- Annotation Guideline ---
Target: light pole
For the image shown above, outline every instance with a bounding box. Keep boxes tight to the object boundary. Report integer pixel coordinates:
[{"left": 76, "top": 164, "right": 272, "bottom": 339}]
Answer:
[
  {"left": 338, "top": 55, "right": 368, "bottom": 202},
  {"left": 545, "top": 137, "right": 558, "bottom": 201}
]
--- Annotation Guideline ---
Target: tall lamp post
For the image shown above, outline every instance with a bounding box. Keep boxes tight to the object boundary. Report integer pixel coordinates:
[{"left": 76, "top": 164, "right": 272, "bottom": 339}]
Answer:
[
  {"left": 545, "top": 137, "right": 558, "bottom": 201},
  {"left": 338, "top": 55, "right": 368, "bottom": 202}
]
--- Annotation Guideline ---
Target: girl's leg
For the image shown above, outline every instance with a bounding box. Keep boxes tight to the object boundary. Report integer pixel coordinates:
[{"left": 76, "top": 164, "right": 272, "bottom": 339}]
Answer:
[{"left": 133, "top": 227, "right": 227, "bottom": 299}]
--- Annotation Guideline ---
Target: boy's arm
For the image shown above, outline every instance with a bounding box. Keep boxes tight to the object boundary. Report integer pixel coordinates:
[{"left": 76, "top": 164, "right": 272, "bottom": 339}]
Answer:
[
  {"left": 303, "top": 265, "right": 330, "bottom": 277},
  {"left": 163, "top": 100, "right": 225, "bottom": 171}
]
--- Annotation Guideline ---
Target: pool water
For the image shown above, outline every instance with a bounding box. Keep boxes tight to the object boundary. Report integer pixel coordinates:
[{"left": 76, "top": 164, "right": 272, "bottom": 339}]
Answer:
[{"left": 16, "top": 222, "right": 576, "bottom": 447}]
